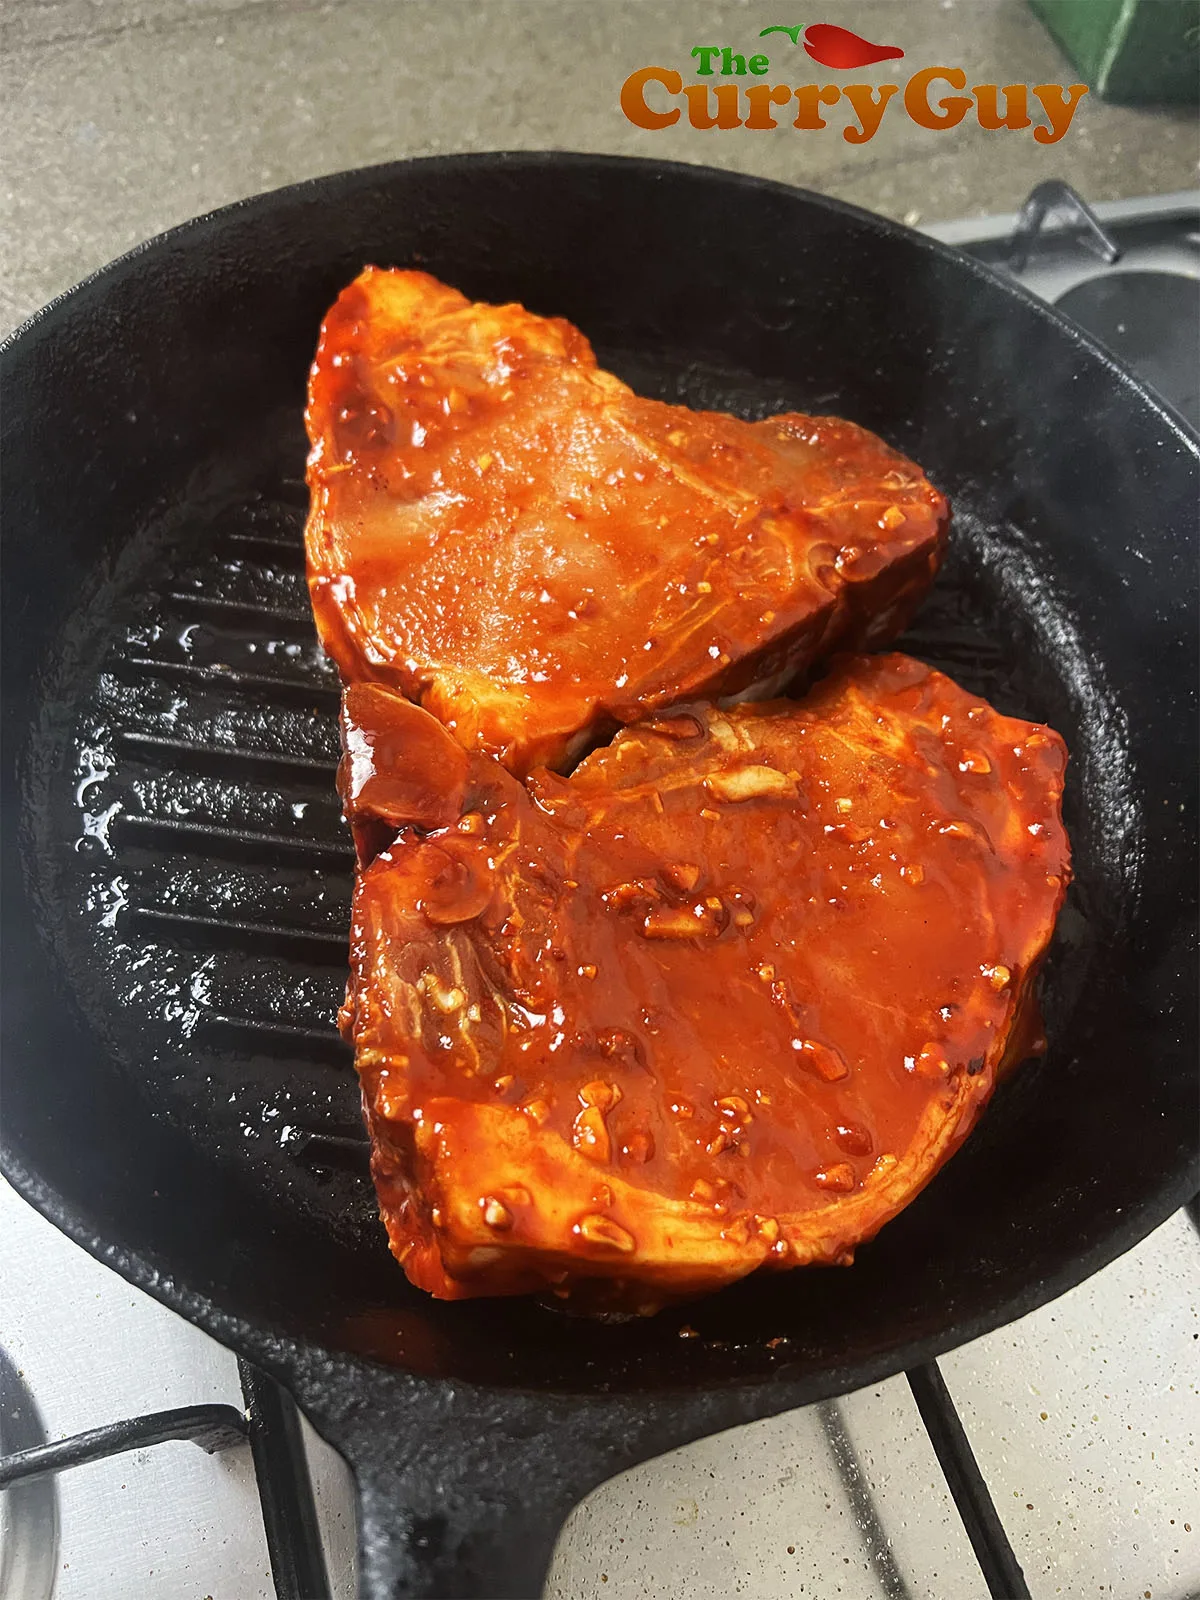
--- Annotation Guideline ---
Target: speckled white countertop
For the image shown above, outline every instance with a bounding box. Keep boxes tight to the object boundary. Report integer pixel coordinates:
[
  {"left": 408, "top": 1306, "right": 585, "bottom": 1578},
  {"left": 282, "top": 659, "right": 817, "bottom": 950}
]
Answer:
[{"left": 547, "top": 1206, "right": 1200, "bottom": 1599}]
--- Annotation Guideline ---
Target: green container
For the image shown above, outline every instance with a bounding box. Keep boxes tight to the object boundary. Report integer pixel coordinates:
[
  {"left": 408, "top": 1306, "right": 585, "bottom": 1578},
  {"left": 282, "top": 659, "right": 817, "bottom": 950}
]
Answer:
[{"left": 1030, "top": 0, "right": 1200, "bottom": 103}]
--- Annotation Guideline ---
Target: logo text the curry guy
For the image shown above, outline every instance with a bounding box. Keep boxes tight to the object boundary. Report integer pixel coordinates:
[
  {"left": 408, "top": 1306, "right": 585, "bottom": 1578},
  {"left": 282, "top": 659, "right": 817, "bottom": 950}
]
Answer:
[{"left": 620, "top": 23, "right": 1087, "bottom": 145}]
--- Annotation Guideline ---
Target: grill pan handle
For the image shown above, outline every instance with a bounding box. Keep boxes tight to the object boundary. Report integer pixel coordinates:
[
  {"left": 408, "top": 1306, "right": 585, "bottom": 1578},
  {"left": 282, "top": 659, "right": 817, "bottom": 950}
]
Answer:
[
  {"left": 293, "top": 1358, "right": 779, "bottom": 1599},
  {"left": 349, "top": 1400, "right": 597, "bottom": 1599}
]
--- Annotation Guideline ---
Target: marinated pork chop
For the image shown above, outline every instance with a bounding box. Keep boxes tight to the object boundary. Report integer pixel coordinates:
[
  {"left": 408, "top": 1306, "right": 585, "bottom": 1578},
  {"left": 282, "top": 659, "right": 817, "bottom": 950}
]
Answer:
[
  {"left": 338, "top": 657, "right": 1069, "bottom": 1308},
  {"left": 306, "top": 269, "right": 949, "bottom": 776}
]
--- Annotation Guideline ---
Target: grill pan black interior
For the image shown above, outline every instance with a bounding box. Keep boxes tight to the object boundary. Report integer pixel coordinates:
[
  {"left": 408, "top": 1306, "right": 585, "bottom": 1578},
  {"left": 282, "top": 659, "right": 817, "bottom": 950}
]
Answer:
[
  {"left": 18, "top": 356, "right": 1163, "bottom": 1387},
  {"left": 3, "top": 154, "right": 1196, "bottom": 1596}
]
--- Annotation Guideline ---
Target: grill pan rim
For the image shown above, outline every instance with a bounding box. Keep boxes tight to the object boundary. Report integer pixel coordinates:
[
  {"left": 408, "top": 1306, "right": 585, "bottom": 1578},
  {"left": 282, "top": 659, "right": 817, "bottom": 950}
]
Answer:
[
  {"left": 2, "top": 153, "right": 1197, "bottom": 1597},
  {"left": 3, "top": 148, "right": 1197, "bottom": 1387},
  {"left": 3, "top": 1135, "right": 1199, "bottom": 1404},
  {"left": 3, "top": 149, "right": 1199, "bottom": 454}
]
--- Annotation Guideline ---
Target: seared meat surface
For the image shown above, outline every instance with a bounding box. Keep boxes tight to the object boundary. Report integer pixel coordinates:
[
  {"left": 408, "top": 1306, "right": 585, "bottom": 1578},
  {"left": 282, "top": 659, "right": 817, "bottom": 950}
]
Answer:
[
  {"left": 306, "top": 270, "right": 948, "bottom": 775},
  {"left": 338, "top": 656, "right": 1069, "bottom": 1309}
]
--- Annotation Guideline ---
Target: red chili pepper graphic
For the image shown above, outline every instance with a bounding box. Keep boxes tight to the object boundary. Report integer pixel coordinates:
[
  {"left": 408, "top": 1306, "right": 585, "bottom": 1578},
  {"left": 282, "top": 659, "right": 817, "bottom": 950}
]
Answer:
[{"left": 802, "top": 23, "right": 905, "bottom": 69}]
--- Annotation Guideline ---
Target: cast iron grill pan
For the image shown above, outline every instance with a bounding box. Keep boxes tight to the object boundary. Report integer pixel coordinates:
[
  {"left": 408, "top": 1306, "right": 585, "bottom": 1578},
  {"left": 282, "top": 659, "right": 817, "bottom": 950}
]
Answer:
[{"left": 3, "top": 155, "right": 1196, "bottom": 1598}]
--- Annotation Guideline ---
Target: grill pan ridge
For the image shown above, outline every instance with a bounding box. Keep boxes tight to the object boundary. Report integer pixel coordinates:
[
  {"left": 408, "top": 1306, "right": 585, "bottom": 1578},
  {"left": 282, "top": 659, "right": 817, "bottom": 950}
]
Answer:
[
  {"left": 44, "top": 481, "right": 371, "bottom": 1211},
  {"left": 31, "top": 357, "right": 1129, "bottom": 1282}
]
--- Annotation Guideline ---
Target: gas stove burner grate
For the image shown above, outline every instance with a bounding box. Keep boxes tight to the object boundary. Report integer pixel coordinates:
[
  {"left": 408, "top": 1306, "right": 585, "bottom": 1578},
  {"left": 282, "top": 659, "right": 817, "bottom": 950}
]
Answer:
[{"left": 0, "top": 1355, "right": 333, "bottom": 1600}]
